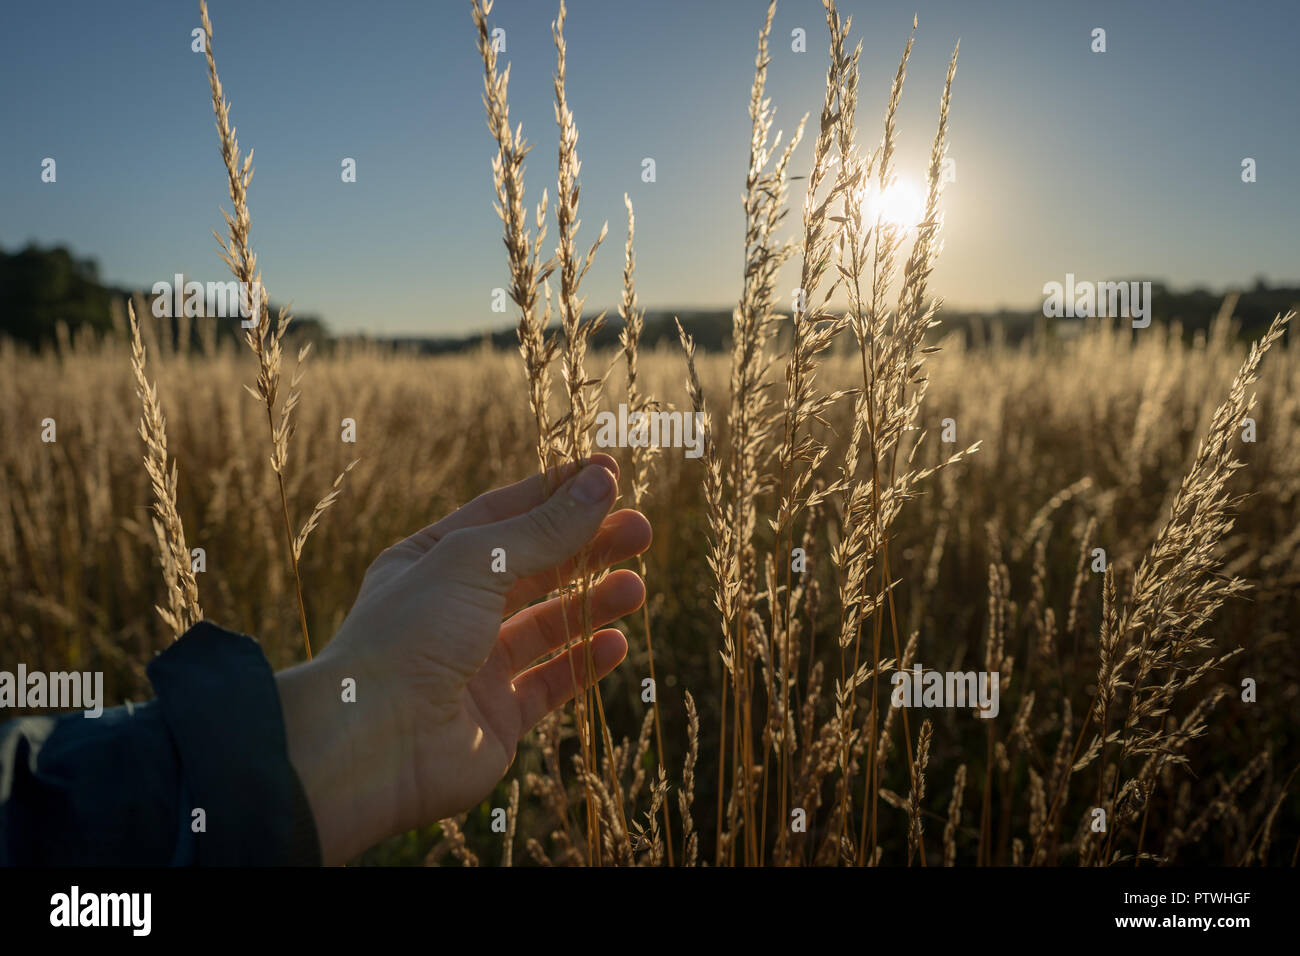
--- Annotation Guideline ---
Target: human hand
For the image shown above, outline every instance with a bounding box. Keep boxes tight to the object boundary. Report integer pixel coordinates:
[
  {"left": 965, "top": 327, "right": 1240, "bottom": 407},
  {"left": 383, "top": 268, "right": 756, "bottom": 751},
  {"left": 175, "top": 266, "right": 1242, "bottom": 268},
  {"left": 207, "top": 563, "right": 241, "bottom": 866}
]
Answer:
[{"left": 276, "top": 455, "right": 651, "bottom": 864}]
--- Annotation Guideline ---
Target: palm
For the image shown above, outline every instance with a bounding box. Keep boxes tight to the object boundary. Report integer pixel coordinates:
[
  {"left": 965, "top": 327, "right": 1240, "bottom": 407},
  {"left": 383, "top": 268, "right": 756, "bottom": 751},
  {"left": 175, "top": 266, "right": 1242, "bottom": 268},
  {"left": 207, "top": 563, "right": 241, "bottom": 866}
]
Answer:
[
  {"left": 335, "top": 466, "right": 649, "bottom": 824},
  {"left": 343, "top": 552, "right": 519, "bottom": 818}
]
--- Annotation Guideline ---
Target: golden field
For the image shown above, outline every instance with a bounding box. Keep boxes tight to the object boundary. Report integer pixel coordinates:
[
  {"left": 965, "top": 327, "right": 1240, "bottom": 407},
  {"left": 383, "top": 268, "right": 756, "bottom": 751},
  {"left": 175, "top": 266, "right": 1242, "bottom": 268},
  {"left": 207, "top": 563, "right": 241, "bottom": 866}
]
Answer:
[
  {"left": 3, "top": 314, "right": 1296, "bottom": 865},
  {"left": 5, "top": 0, "right": 1297, "bottom": 868}
]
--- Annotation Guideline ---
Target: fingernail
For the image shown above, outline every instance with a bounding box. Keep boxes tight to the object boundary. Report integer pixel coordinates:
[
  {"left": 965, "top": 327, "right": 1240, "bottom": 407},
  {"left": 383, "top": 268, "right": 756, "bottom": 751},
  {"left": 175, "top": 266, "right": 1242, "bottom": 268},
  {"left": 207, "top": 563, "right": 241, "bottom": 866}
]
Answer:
[
  {"left": 570, "top": 463, "right": 613, "bottom": 504},
  {"left": 591, "top": 454, "right": 619, "bottom": 479}
]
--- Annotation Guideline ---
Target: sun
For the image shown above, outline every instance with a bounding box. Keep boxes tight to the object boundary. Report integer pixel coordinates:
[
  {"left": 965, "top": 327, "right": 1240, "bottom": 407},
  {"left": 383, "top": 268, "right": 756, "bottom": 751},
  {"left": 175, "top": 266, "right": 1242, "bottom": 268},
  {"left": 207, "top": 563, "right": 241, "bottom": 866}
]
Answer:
[{"left": 864, "top": 177, "right": 925, "bottom": 233}]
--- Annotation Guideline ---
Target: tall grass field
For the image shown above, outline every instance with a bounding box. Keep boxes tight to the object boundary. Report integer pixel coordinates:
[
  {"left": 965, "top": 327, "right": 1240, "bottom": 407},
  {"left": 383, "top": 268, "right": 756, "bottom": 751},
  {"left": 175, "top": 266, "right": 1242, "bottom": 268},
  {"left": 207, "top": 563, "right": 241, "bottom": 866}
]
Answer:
[{"left": 2, "top": 0, "right": 1296, "bottom": 867}]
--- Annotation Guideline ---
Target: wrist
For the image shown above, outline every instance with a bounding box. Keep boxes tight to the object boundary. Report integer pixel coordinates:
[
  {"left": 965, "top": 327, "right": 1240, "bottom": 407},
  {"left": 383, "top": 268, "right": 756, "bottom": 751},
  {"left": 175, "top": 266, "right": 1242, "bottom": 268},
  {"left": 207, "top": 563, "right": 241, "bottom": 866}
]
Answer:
[{"left": 275, "top": 649, "right": 400, "bottom": 865}]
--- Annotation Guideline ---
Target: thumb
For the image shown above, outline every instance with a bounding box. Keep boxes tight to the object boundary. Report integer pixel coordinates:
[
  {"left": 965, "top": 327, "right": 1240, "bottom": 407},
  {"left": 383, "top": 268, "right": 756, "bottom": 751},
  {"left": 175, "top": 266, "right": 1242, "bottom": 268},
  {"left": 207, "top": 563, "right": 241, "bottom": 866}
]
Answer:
[{"left": 428, "top": 462, "right": 617, "bottom": 588}]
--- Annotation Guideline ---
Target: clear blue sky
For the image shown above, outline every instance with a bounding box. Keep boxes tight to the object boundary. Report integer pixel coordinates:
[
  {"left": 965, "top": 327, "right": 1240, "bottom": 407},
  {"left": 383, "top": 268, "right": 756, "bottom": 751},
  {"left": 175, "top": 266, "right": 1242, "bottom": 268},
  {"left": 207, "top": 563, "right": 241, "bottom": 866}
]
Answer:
[{"left": 2, "top": 0, "right": 1296, "bottom": 335}]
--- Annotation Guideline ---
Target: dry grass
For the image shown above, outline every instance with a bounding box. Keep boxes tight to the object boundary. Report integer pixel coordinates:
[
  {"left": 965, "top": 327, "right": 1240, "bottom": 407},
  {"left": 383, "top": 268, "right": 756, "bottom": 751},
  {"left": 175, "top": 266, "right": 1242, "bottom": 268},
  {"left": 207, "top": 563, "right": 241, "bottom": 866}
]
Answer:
[
  {"left": 2, "top": 0, "right": 1297, "bottom": 867},
  {"left": 2, "top": 314, "right": 1297, "bottom": 865},
  {"left": 126, "top": 301, "right": 202, "bottom": 638},
  {"left": 199, "top": 0, "right": 356, "bottom": 659}
]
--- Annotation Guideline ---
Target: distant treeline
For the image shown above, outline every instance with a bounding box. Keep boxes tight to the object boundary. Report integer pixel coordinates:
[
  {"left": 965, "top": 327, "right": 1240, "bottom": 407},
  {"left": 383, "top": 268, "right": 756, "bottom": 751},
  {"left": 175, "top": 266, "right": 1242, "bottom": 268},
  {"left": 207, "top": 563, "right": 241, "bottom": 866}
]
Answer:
[
  {"left": 3, "top": 243, "right": 1296, "bottom": 354},
  {"left": 0, "top": 244, "right": 325, "bottom": 351}
]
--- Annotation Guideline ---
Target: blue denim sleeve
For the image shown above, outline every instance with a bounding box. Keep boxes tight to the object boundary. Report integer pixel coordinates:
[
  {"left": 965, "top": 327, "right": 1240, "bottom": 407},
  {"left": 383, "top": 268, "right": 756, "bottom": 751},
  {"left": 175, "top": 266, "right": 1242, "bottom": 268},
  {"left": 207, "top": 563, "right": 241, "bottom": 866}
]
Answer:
[{"left": 0, "top": 622, "right": 321, "bottom": 866}]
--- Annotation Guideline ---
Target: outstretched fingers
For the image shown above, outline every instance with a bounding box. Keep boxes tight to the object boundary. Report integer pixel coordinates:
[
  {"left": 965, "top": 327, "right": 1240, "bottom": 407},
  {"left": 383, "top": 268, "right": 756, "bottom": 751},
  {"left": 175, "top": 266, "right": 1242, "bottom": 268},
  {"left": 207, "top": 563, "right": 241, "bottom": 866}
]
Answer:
[
  {"left": 405, "top": 454, "right": 620, "bottom": 553},
  {"left": 500, "top": 509, "right": 651, "bottom": 617},
  {"left": 512, "top": 628, "right": 629, "bottom": 734},
  {"left": 496, "top": 568, "right": 644, "bottom": 674}
]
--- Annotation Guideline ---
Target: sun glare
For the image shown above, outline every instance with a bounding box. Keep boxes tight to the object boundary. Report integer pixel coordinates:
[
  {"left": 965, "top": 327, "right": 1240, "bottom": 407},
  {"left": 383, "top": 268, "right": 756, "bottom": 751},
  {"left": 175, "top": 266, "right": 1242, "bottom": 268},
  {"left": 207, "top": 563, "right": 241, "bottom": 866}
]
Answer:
[{"left": 865, "top": 178, "right": 925, "bottom": 233}]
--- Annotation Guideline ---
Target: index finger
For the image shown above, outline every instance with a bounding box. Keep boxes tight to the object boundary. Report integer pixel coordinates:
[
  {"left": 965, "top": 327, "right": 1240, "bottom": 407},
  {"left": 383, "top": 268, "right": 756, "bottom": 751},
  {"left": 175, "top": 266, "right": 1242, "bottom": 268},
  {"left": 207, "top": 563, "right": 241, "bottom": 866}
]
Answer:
[{"left": 403, "top": 453, "right": 620, "bottom": 553}]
